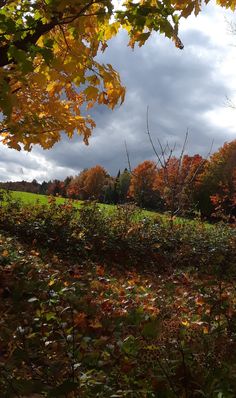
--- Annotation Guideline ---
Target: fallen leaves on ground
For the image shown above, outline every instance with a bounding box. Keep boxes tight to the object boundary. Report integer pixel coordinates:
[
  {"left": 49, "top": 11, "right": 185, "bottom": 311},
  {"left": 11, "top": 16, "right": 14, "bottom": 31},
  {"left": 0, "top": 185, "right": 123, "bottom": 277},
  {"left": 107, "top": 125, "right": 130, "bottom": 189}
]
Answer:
[{"left": 0, "top": 232, "right": 236, "bottom": 397}]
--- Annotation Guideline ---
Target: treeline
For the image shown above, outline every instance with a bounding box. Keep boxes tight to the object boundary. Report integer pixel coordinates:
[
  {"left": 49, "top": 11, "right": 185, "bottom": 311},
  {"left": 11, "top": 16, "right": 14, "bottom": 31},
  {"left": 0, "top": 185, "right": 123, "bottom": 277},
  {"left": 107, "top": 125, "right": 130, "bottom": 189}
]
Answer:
[
  {"left": 0, "top": 139, "right": 235, "bottom": 221},
  {"left": 0, "top": 179, "right": 45, "bottom": 194}
]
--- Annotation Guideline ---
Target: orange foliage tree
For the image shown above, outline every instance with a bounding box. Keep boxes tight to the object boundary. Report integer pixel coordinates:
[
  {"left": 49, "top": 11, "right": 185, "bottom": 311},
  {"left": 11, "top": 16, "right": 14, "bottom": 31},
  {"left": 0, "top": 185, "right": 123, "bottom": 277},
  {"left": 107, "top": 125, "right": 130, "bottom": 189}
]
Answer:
[
  {"left": 83, "top": 165, "right": 109, "bottom": 200},
  {"left": 129, "top": 160, "right": 162, "bottom": 209},
  {"left": 67, "top": 166, "right": 109, "bottom": 200}
]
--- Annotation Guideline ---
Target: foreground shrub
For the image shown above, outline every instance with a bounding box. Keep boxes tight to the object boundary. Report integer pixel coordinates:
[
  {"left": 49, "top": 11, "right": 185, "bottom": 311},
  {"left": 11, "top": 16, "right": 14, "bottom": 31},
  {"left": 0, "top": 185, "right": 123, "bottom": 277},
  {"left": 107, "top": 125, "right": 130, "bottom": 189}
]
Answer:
[
  {"left": 0, "top": 194, "right": 236, "bottom": 397},
  {"left": 0, "top": 194, "right": 235, "bottom": 274},
  {"left": 0, "top": 234, "right": 236, "bottom": 397}
]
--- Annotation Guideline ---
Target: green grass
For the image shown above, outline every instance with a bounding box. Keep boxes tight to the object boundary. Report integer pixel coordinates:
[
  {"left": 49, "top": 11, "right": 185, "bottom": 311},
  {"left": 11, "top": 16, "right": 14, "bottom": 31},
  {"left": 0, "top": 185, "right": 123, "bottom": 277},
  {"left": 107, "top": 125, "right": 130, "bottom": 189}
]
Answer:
[
  {"left": 10, "top": 190, "right": 81, "bottom": 207},
  {"left": 8, "top": 191, "right": 167, "bottom": 219},
  {"left": 9, "top": 191, "right": 119, "bottom": 216},
  {"left": 4, "top": 190, "right": 208, "bottom": 226},
  {"left": 9, "top": 191, "right": 154, "bottom": 217}
]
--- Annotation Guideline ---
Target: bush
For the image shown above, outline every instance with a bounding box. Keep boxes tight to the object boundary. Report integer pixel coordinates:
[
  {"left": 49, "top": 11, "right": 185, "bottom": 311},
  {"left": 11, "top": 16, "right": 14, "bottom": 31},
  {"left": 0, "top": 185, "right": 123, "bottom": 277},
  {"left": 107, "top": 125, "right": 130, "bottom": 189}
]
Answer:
[
  {"left": 0, "top": 195, "right": 235, "bottom": 274},
  {"left": 1, "top": 194, "right": 236, "bottom": 397}
]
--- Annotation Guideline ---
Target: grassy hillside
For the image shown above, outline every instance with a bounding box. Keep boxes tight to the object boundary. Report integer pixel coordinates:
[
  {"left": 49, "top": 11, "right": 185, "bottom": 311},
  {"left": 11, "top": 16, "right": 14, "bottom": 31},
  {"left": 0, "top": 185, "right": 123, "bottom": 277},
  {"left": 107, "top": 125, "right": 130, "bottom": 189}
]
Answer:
[
  {"left": 8, "top": 190, "right": 162, "bottom": 220},
  {"left": 10, "top": 190, "right": 81, "bottom": 206},
  {"left": 5, "top": 190, "right": 201, "bottom": 225}
]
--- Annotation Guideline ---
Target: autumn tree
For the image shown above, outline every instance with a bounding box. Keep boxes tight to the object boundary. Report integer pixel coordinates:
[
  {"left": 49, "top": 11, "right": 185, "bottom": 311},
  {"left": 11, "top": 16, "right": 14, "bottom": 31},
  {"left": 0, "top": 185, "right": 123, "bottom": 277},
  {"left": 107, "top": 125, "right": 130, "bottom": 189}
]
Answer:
[
  {"left": 0, "top": 179, "right": 42, "bottom": 193},
  {"left": 66, "top": 170, "right": 88, "bottom": 199},
  {"left": 129, "top": 160, "right": 162, "bottom": 209},
  {"left": 47, "top": 179, "right": 65, "bottom": 196},
  {"left": 197, "top": 140, "right": 236, "bottom": 220},
  {"left": 83, "top": 165, "right": 109, "bottom": 200},
  {"left": 154, "top": 154, "right": 206, "bottom": 216},
  {"left": 0, "top": 0, "right": 235, "bottom": 150},
  {"left": 67, "top": 166, "right": 109, "bottom": 200}
]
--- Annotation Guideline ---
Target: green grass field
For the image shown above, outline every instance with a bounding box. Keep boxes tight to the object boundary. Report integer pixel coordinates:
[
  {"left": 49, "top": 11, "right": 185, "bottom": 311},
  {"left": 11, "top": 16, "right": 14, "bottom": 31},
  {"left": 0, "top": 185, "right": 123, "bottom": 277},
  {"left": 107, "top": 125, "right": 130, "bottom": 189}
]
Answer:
[
  {"left": 3, "top": 190, "right": 206, "bottom": 226},
  {"left": 10, "top": 190, "right": 81, "bottom": 207},
  {"left": 8, "top": 190, "right": 155, "bottom": 217}
]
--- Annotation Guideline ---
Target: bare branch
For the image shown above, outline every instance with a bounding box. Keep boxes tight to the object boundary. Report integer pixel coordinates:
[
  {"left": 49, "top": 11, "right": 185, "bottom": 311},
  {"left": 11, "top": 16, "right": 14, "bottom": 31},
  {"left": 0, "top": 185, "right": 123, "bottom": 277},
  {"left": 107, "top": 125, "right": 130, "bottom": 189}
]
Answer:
[
  {"left": 124, "top": 140, "right": 133, "bottom": 175},
  {"left": 146, "top": 106, "right": 164, "bottom": 168}
]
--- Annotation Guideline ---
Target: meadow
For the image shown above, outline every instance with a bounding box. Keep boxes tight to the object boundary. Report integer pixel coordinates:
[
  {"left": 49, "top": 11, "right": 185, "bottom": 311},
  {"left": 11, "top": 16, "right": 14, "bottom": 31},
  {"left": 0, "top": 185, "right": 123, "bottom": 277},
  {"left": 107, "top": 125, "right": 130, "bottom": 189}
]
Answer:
[
  {"left": 8, "top": 190, "right": 204, "bottom": 226},
  {"left": 10, "top": 190, "right": 82, "bottom": 207}
]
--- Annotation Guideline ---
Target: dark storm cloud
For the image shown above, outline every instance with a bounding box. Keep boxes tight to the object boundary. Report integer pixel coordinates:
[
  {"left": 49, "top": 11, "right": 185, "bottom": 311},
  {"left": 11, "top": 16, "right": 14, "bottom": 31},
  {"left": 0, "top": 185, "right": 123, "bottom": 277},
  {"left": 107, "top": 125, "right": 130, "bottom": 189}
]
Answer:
[
  {"left": 1, "top": 4, "right": 235, "bottom": 181},
  {"left": 33, "top": 27, "right": 233, "bottom": 177}
]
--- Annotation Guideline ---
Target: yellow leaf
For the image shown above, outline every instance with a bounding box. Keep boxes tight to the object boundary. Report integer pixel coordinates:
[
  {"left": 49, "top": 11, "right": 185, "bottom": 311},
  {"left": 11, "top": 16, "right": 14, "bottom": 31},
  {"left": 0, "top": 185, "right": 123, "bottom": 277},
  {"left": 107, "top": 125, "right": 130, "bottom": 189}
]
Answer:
[
  {"left": 181, "top": 320, "right": 190, "bottom": 327},
  {"left": 46, "top": 81, "right": 58, "bottom": 93},
  {"left": 84, "top": 86, "right": 99, "bottom": 100},
  {"left": 203, "top": 326, "right": 209, "bottom": 334}
]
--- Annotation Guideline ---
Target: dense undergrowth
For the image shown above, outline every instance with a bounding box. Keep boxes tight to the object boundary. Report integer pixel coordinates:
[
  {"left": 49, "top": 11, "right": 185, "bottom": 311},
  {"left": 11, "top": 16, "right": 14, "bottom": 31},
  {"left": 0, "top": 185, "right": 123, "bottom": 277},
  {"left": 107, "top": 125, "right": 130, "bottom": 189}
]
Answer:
[
  {"left": 0, "top": 192, "right": 236, "bottom": 397},
  {"left": 0, "top": 193, "right": 235, "bottom": 273}
]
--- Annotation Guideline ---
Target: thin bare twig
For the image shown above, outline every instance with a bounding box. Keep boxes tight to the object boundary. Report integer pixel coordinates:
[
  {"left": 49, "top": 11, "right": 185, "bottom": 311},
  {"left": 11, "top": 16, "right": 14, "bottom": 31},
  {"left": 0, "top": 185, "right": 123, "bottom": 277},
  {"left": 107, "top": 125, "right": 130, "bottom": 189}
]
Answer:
[
  {"left": 124, "top": 140, "right": 133, "bottom": 175},
  {"left": 146, "top": 106, "right": 164, "bottom": 168}
]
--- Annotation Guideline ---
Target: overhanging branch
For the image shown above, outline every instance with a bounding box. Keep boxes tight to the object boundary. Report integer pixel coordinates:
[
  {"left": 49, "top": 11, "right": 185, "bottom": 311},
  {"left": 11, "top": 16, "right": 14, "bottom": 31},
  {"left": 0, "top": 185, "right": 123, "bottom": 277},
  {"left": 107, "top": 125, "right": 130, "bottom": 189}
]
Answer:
[{"left": 0, "top": 0, "right": 96, "bottom": 67}]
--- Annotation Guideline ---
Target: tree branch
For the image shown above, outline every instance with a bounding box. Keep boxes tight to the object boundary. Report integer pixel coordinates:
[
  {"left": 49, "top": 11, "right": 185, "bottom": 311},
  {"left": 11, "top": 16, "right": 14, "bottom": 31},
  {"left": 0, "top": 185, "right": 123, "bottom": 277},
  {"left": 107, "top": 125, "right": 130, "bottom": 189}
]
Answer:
[
  {"left": 0, "top": 0, "right": 96, "bottom": 67},
  {"left": 0, "top": 19, "right": 58, "bottom": 67}
]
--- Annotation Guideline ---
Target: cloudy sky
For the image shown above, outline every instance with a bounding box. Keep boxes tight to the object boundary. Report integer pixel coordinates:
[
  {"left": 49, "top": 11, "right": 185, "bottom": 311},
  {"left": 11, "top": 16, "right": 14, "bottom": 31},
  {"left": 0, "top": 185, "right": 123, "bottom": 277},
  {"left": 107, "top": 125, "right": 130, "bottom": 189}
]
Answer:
[{"left": 1, "top": 2, "right": 236, "bottom": 182}]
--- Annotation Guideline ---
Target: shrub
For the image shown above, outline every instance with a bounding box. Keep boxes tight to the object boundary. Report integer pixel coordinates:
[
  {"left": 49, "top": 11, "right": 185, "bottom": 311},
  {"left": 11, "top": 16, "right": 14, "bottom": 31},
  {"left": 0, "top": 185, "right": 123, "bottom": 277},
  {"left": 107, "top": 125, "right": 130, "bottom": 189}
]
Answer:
[{"left": 0, "top": 195, "right": 235, "bottom": 274}]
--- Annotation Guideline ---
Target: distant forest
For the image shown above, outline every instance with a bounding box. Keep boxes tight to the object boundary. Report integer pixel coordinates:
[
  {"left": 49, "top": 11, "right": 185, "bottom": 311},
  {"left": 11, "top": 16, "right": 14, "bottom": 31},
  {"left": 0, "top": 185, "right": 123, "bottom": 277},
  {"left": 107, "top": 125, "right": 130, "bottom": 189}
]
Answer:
[{"left": 1, "top": 140, "right": 235, "bottom": 222}]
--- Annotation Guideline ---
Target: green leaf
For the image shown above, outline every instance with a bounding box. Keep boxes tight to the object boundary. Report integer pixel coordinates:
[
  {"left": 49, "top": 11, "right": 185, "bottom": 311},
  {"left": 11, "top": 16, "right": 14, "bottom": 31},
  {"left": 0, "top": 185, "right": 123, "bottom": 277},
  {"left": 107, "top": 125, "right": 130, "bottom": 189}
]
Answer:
[
  {"left": 7, "top": 45, "right": 34, "bottom": 72},
  {"left": 45, "top": 311, "right": 56, "bottom": 321},
  {"left": 142, "top": 319, "right": 161, "bottom": 339},
  {"left": 121, "top": 335, "right": 139, "bottom": 356}
]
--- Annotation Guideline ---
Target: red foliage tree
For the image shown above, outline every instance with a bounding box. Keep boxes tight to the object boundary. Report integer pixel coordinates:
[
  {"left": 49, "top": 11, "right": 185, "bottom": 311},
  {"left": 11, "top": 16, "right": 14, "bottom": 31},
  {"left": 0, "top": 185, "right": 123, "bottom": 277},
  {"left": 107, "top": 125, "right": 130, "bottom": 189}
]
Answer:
[
  {"left": 47, "top": 180, "right": 65, "bottom": 197},
  {"left": 197, "top": 140, "right": 236, "bottom": 220},
  {"left": 66, "top": 170, "right": 88, "bottom": 199},
  {"left": 154, "top": 154, "right": 205, "bottom": 216}
]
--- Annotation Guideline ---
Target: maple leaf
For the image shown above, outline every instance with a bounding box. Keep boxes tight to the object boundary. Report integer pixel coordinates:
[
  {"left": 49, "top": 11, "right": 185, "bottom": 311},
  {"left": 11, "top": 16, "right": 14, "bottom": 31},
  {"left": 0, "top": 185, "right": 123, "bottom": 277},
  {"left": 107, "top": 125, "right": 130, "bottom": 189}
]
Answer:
[
  {"left": 0, "top": 0, "right": 233, "bottom": 150},
  {"left": 195, "top": 295, "right": 205, "bottom": 306},
  {"left": 74, "top": 312, "right": 87, "bottom": 328}
]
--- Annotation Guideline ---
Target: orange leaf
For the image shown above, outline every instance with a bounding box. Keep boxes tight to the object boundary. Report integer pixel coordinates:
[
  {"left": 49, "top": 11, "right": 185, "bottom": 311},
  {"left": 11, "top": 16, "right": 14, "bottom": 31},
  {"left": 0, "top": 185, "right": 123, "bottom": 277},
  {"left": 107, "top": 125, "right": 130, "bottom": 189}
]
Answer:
[
  {"left": 2, "top": 250, "right": 9, "bottom": 257},
  {"left": 74, "top": 312, "right": 87, "bottom": 328},
  {"left": 96, "top": 265, "right": 105, "bottom": 276},
  {"left": 195, "top": 296, "right": 204, "bottom": 306}
]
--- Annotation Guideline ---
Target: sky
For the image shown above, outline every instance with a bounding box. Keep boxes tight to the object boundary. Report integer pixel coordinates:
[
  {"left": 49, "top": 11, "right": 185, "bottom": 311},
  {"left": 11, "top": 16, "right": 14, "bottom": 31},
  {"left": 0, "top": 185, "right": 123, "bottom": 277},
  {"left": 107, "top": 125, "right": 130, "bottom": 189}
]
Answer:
[{"left": 0, "top": 2, "right": 236, "bottom": 182}]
